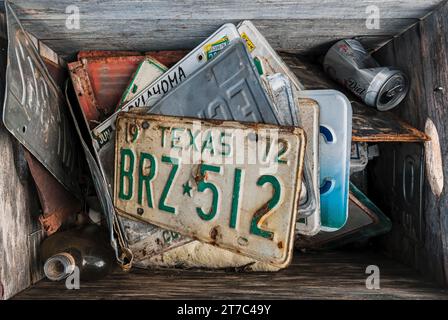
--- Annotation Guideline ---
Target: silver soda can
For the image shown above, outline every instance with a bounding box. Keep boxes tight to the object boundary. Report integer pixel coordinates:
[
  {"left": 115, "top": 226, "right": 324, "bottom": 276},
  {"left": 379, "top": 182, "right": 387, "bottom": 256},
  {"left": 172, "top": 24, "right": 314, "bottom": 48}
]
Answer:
[{"left": 323, "top": 39, "right": 408, "bottom": 111}]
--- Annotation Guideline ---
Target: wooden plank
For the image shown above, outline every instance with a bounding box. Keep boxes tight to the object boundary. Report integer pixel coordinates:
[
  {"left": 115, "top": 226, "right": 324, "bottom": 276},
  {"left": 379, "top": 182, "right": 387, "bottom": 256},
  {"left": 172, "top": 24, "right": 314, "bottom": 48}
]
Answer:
[
  {"left": 17, "top": 18, "right": 409, "bottom": 55},
  {"left": 19, "top": 18, "right": 416, "bottom": 39},
  {"left": 42, "top": 36, "right": 395, "bottom": 61},
  {"left": 0, "top": 125, "right": 43, "bottom": 300},
  {"left": 12, "top": 250, "right": 448, "bottom": 300},
  {"left": 373, "top": 0, "right": 448, "bottom": 286},
  {"left": 3, "top": 0, "right": 441, "bottom": 55},
  {"left": 6, "top": 1, "right": 441, "bottom": 20},
  {"left": 279, "top": 53, "right": 429, "bottom": 142}
]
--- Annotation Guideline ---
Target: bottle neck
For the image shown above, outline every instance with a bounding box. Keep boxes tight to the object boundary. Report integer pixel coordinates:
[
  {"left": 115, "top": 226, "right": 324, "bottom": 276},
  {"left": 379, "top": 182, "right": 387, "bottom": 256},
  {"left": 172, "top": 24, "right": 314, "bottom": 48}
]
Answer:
[{"left": 43, "top": 252, "right": 76, "bottom": 281}]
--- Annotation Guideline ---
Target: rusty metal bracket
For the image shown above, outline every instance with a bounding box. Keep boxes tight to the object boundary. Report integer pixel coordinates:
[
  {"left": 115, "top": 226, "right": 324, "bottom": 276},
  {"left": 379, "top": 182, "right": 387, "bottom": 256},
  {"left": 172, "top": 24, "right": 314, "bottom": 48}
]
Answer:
[
  {"left": 24, "top": 150, "right": 82, "bottom": 236},
  {"left": 68, "top": 55, "right": 146, "bottom": 129}
]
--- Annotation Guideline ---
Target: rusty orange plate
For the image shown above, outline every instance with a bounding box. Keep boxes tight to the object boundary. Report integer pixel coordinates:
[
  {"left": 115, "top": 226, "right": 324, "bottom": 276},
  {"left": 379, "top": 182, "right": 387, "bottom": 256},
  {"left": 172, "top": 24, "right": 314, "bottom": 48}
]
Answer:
[{"left": 114, "top": 113, "right": 305, "bottom": 267}]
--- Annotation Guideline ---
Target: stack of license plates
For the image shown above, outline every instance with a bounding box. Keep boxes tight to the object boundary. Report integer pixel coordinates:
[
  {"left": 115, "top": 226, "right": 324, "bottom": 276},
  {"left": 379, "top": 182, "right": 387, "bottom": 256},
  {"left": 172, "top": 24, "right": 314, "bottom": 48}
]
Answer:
[{"left": 83, "top": 21, "right": 355, "bottom": 271}]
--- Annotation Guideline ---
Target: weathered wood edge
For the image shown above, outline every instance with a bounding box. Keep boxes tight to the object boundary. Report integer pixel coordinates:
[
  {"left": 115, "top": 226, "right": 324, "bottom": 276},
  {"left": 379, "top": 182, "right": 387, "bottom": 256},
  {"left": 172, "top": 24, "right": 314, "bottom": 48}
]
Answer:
[{"left": 374, "top": 0, "right": 448, "bottom": 286}]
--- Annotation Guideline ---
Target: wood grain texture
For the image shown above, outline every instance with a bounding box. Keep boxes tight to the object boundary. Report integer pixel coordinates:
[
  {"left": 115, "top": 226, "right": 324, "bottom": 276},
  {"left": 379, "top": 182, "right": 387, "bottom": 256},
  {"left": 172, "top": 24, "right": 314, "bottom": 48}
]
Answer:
[
  {"left": 13, "top": 250, "right": 448, "bottom": 300},
  {"left": 4, "top": 1, "right": 442, "bottom": 19},
  {"left": 373, "top": 0, "right": 448, "bottom": 286},
  {"left": 18, "top": 19, "right": 410, "bottom": 58},
  {"left": 41, "top": 36, "right": 394, "bottom": 61},
  {"left": 0, "top": 11, "right": 62, "bottom": 300},
  {"left": 2, "top": 0, "right": 442, "bottom": 56},
  {"left": 0, "top": 12, "right": 33, "bottom": 301},
  {"left": 0, "top": 124, "right": 43, "bottom": 300}
]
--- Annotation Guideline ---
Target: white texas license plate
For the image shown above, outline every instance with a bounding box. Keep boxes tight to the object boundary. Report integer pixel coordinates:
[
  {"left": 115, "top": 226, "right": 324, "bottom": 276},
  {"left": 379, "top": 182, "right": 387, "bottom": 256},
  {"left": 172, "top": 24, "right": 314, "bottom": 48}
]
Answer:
[{"left": 114, "top": 113, "right": 305, "bottom": 267}]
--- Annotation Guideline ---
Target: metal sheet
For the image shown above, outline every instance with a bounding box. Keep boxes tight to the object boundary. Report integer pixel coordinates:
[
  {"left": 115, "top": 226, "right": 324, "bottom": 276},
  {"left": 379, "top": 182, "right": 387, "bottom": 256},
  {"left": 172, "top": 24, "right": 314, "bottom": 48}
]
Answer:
[
  {"left": 64, "top": 79, "right": 130, "bottom": 268},
  {"left": 350, "top": 142, "right": 369, "bottom": 174},
  {"left": 65, "top": 78, "right": 187, "bottom": 266},
  {"left": 120, "top": 217, "right": 191, "bottom": 262},
  {"left": 265, "top": 74, "right": 299, "bottom": 135},
  {"left": 114, "top": 113, "right": 305, "bottom": 267},
  {"left": 103, "top": 39, "right": 296, "bottom": 267},
  {"left": 3, "top": 2, "right": 79, "bottom": 194},
  {"left": 24, "top": 150, "right": 81, "bottom": 236},
  {"left": 295, "top": 98, "right": 321, "bottom": 236},
  {"left": 123, "top": 40, "right": 294, "bottom": 264},
  {"left": 68, "top": 55, "right": 146, "bottom": 128},
  {"left": 265, "top": 74, "right": 316, "bottom": 217},
  {"left": 118, "top": 57, "right": 167, "bottom": 109},
  {"left": 299, "top": 90, "right": 352, "bottom": 231},
  {"left": 237, "top": 20, "right": 305, "bottom": 91},
  {"left": 68, "top": 60, "right": 100, "bottom": 129},
  {"left": 83, "top": 55, "right": 145, "bottom": 118},
  {"left": 150, "top": 40, "right": 278, "bottom": 125},
  {"left": 150, "top": 40, "right": 318, "bottom": 224},
  {"left": 91, "top": 23, "right": 241, "bottom": 198},
  {"left": 237, "top": 21, "right": 319, "bottom": 221},
  {"left": 296, "top": 183, "right": 391, "bottom": 249},
  {"left": 91, "top": 58, "right": 165, "bottom": 188},
  {"left": 92, "top": 23, "right": 240, "bottom": 153}
]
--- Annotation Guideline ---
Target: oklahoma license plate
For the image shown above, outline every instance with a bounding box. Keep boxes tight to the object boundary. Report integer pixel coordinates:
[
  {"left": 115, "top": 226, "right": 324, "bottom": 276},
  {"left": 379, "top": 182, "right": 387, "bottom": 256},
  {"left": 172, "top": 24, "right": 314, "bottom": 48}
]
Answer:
[
  {"left": 114, "top": 113, "right": 305, "bottom": 267},
  {"left": 92, "top": 23, "right": 240, "bottom": 152}
]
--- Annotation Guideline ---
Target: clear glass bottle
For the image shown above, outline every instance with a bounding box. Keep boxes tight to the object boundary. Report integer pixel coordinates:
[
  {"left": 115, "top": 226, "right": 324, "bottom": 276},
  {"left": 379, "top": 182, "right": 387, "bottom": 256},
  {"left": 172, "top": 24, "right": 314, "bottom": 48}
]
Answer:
[{"left": 41, "top": 224, "right": 114, "bottom": 281}]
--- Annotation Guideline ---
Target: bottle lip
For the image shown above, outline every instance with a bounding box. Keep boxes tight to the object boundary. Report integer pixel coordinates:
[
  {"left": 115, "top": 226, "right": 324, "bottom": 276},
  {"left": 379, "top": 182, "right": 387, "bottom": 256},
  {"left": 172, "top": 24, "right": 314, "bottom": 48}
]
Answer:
[{"left": 44, "top": 252, "right": 76, "bottom": 281}]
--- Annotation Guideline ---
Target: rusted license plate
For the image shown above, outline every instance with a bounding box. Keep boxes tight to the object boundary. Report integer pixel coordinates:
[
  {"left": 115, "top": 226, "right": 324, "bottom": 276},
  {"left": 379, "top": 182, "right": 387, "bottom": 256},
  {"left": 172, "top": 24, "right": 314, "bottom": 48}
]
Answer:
[{"left": 114, "top": 113, "right": 305, "bottom": 267}]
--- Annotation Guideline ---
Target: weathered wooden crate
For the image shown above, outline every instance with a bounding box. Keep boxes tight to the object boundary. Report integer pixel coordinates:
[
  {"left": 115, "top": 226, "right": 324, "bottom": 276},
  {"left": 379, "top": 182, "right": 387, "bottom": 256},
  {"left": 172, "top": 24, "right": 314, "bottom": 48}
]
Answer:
[{"left": 0, "top": 0, "right": 447, "bottom": 300}]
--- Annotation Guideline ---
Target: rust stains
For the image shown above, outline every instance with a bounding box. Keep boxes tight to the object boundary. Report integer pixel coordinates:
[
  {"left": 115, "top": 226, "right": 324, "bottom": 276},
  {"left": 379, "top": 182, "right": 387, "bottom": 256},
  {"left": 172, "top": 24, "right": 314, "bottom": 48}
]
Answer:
[
  {"left": 70, "top": 50, "right": 187, "bottom": 129},
  {"left": 194, "top": 163, "right": 206, "bottom": 184},
  {"left": 24, "top": 150, "right": 81, "bottom": 236},
  {"left": 252, "top": 202, "right": 274, "bottom": 241},
  {"left": 145, "top": 50, "right": 189, "bottom": 68},
  {"left": 210, "top": 226, "right": 219, "bottom": 241},
  {"left": 351, "top": 101, "right": 430, "bottom": 142}
]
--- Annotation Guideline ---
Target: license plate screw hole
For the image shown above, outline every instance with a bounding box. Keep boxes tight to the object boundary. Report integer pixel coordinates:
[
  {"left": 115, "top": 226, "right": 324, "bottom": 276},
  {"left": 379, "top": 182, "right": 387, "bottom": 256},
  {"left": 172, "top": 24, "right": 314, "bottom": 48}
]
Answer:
[
  {"left": 137, "top": 208, "right": 144, "bottom": 215},
  {"left": 142, "top": 121, "right": 150, "bottom": 129},
  {"left": 238, "top": 237, "right": 249, "bottom": 246},
  {"left": 248, "top": 132, "right": 258, "bottom": 142},
  {"left": 210, "top": 226, "right": 219, "bottom": 240}
]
